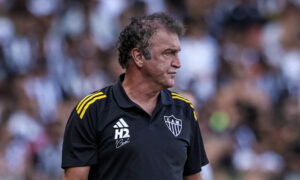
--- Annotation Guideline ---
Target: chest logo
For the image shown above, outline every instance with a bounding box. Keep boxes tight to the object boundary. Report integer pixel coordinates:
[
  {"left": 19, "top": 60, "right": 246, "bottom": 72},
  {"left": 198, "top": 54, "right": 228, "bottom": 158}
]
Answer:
[
  {"left": 113, "top": 118, "right": 130, "bottom": 148},
  {"left": 164, "top": 115, "right": 182, "bottom": 136}
]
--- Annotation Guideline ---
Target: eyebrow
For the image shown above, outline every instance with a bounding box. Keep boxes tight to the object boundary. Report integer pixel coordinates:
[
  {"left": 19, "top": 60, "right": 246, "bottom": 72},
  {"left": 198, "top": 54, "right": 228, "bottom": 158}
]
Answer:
[{"left": 162, "top": 48, "right": 181, "bottom": 53}]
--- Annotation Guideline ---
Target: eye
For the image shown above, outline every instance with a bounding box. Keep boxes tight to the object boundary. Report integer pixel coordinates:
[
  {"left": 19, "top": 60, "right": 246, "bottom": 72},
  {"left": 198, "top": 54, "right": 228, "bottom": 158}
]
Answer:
[
  {"left": 165, "top": 52, "right": 172, "bottom": 56},
  {"left": 163, "top": 50, "right": 176, "bottom": 56}
]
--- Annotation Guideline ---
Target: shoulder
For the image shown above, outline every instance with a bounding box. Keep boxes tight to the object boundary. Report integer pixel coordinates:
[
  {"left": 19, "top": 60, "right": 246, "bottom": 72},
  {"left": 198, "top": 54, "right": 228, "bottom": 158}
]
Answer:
[
  {"left": 168, "top": 90, "right": 194, "bottom": 108},
  {"left": 75, "top": 86, "right": 113, "bottom": 120},
  {"left": 167, "top": 90, "right": 198, "bottom": 121}
]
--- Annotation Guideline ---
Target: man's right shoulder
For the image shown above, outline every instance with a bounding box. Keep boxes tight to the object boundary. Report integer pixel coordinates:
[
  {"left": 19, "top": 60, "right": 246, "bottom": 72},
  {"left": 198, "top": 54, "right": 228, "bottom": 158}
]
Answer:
[{"left": 74, "top": 85, "right": 113, "bottom": 120}]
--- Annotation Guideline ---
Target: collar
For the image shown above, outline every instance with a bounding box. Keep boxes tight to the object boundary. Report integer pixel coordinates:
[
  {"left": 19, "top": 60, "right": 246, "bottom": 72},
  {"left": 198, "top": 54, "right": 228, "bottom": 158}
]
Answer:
[{"left": 112, "top": 73, "right": 172, "bottom": 108}]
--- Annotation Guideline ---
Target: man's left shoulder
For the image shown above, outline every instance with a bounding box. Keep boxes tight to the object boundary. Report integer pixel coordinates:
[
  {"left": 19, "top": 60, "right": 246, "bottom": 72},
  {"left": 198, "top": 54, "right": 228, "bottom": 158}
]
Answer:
[
  {"left": 167, "top": 91, "right": 193, "bottom": 107},
  {"left": 166, "top": 90, "right": 198, "bottom": 121}
]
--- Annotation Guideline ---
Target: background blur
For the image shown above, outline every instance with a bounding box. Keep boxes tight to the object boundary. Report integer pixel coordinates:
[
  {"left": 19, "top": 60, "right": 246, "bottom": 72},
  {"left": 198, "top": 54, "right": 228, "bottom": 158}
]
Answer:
[{"left": 0, "top": 0, "right": 300, "bottom": 179}]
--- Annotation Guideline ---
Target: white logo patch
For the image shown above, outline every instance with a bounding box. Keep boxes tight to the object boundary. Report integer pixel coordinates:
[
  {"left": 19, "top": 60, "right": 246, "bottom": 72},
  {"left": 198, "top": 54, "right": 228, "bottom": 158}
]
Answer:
[
  {"left": 113, "top": 118, "right": 130, "bottom": 148},
  {"left": 164, "top": 115, "right": 182, "bottom": 136}
]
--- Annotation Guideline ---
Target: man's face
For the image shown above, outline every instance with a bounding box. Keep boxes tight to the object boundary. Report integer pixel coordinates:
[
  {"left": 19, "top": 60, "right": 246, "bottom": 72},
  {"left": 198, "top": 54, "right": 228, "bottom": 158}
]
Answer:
[{"left": 142, "top": 28, "right": 181, "bottom": 89}]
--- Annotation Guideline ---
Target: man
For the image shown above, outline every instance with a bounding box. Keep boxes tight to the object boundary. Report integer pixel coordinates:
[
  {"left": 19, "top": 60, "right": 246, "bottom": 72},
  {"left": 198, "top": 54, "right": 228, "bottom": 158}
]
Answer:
[{"left": 62, "top": 13, "right": 208, "bottom": 180}]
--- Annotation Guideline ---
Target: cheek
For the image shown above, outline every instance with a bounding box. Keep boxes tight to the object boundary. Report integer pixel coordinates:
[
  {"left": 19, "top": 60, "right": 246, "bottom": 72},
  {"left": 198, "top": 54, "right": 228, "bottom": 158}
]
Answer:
[
  {"left": 146, "top": 56, "right": 170, "bottom": 75},
  {"left": 158, "top": 64, "right": 170, "bottom": 75},
  {"left": 157, "top": 59, "right": 171, "bottom": 71}
]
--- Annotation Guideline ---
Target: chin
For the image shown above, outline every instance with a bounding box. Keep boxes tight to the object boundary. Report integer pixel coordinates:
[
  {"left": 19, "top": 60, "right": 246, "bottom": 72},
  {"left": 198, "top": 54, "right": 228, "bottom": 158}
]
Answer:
[
  {"left": 158, "top": 78, "right": 175, "bottom": 89},
  {"left": 164, "top": 81, "right": 175, "bottom": 89}
]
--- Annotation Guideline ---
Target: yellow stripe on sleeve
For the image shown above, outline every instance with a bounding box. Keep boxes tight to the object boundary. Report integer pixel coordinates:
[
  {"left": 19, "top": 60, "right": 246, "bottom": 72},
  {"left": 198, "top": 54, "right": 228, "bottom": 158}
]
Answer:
[
  {"left": 171, "top": 96, "right": 191, "bottom": 104},
  {"left": 77, "top": 92, "right": 103, "bottom": 114},
  {"left": 77, "top": 93, "right": 97, "bottom": 111},
  {"left": 193, "top": 111, "right": 198, "bottom": 121},
  {"left": 79, "top": 95, "right": 107, "bottom": 119},
  {"left": 190, "top": 104, "right": 194, "bottom": 109},
  {"left": 172, "top": 93, "right": 197, "bottom": 121},
  {"left": 171, "top": 92, "right": 189, "bottom": 99}
]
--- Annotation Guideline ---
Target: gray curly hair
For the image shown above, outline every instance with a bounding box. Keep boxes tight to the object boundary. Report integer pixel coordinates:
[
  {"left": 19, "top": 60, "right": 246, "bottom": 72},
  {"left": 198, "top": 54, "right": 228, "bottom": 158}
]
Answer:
[{"left": 117, "top": 13, "right": 185, "bottom": 69}]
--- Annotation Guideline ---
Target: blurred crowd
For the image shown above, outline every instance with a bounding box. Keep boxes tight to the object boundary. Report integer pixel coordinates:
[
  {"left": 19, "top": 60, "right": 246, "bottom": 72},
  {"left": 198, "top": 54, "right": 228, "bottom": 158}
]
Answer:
[{"left": 0, "top": 0, "right": 300, "bottom": 179}]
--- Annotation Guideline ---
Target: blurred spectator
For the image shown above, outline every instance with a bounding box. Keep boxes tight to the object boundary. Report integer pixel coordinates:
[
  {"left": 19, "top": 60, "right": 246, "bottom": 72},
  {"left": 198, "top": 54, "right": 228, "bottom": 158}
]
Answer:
[
  {"left": 176, "top": 16, "right": 219, "bottom": 103},
  {"left": 26, "top": 121, "right": 64, "bottom": 180}
]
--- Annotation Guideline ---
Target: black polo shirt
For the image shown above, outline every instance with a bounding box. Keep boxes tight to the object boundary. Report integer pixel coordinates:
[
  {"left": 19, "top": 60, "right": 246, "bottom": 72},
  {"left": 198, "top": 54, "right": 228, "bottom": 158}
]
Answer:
[{"left": 62, "top": 74, "right": 208, "bottom": 180}]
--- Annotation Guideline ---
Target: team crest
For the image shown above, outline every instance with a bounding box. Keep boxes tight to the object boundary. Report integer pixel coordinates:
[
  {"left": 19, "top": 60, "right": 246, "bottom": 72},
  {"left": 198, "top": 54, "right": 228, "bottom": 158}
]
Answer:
[{"left": 164, "top": 115, "right": 182, "bottom": 136}]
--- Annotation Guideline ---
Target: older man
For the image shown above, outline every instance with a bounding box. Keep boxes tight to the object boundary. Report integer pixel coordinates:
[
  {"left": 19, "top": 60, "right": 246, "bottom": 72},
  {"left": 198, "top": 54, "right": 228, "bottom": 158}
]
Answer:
[{"left": 62, "top": 13, "right": 208, "bottom": 180}]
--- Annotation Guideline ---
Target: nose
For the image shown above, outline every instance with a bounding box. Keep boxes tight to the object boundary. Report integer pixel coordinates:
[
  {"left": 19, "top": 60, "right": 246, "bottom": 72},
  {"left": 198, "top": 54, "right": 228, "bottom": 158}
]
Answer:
[{"left": 172, "top": 56, "right": 181, "bottom": 69}]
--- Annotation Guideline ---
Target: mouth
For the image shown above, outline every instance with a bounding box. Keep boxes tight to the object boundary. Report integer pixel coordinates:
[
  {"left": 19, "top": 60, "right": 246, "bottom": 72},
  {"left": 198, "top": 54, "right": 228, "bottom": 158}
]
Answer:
[
  {"left": 169, "top": 72, "right": 177, "bottom": 75},
  {"left": 168, "top": 72, "right": 177, "bottom": 78}
]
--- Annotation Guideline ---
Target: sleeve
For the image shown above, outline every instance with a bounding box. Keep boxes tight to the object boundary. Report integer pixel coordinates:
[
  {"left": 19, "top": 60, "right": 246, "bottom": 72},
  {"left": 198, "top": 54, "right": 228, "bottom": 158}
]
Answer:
[
  {"left": 61, "top": 105, "right": 98, "bottom": 169},
  {"left": 183, "top": 112, "right": 209, "bottom": 176}
]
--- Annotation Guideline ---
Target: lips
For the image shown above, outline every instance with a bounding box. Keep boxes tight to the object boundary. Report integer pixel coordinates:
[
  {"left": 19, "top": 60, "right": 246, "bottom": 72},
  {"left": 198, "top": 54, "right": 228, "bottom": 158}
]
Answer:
[{"left": 169, "top": 72, "right": 177, "bottom": 78}]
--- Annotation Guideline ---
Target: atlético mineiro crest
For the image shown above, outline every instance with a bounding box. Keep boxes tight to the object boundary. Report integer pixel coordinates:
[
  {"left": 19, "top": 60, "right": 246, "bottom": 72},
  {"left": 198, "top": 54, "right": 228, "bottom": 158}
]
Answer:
[{"left": 164, "top": 115, "right": 182, "bottom": 136}]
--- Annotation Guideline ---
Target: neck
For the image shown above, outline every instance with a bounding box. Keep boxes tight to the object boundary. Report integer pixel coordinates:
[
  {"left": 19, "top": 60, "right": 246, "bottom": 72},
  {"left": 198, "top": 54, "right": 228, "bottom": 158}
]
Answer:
[{"left": 122, "top": 70, "right": 161, "bottom": 115}]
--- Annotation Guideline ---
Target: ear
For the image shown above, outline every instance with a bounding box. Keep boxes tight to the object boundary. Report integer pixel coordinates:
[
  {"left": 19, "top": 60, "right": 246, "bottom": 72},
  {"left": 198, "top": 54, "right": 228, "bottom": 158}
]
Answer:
[{"left": 131, "top": 48, "right": 144, "bottom": 68}]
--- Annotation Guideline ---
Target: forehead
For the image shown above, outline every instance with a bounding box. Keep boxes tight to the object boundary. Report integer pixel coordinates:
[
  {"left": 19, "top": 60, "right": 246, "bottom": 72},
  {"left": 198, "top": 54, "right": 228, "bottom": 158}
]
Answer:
[{"left": 150, "top": 28, "right": 181, "bottom": 50}]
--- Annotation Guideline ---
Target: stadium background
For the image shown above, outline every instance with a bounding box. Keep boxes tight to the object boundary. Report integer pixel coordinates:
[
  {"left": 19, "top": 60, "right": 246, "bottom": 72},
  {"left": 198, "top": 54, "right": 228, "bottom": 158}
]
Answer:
[{"left": 0, "top": 0, "right": 300, "bottom": 179}]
